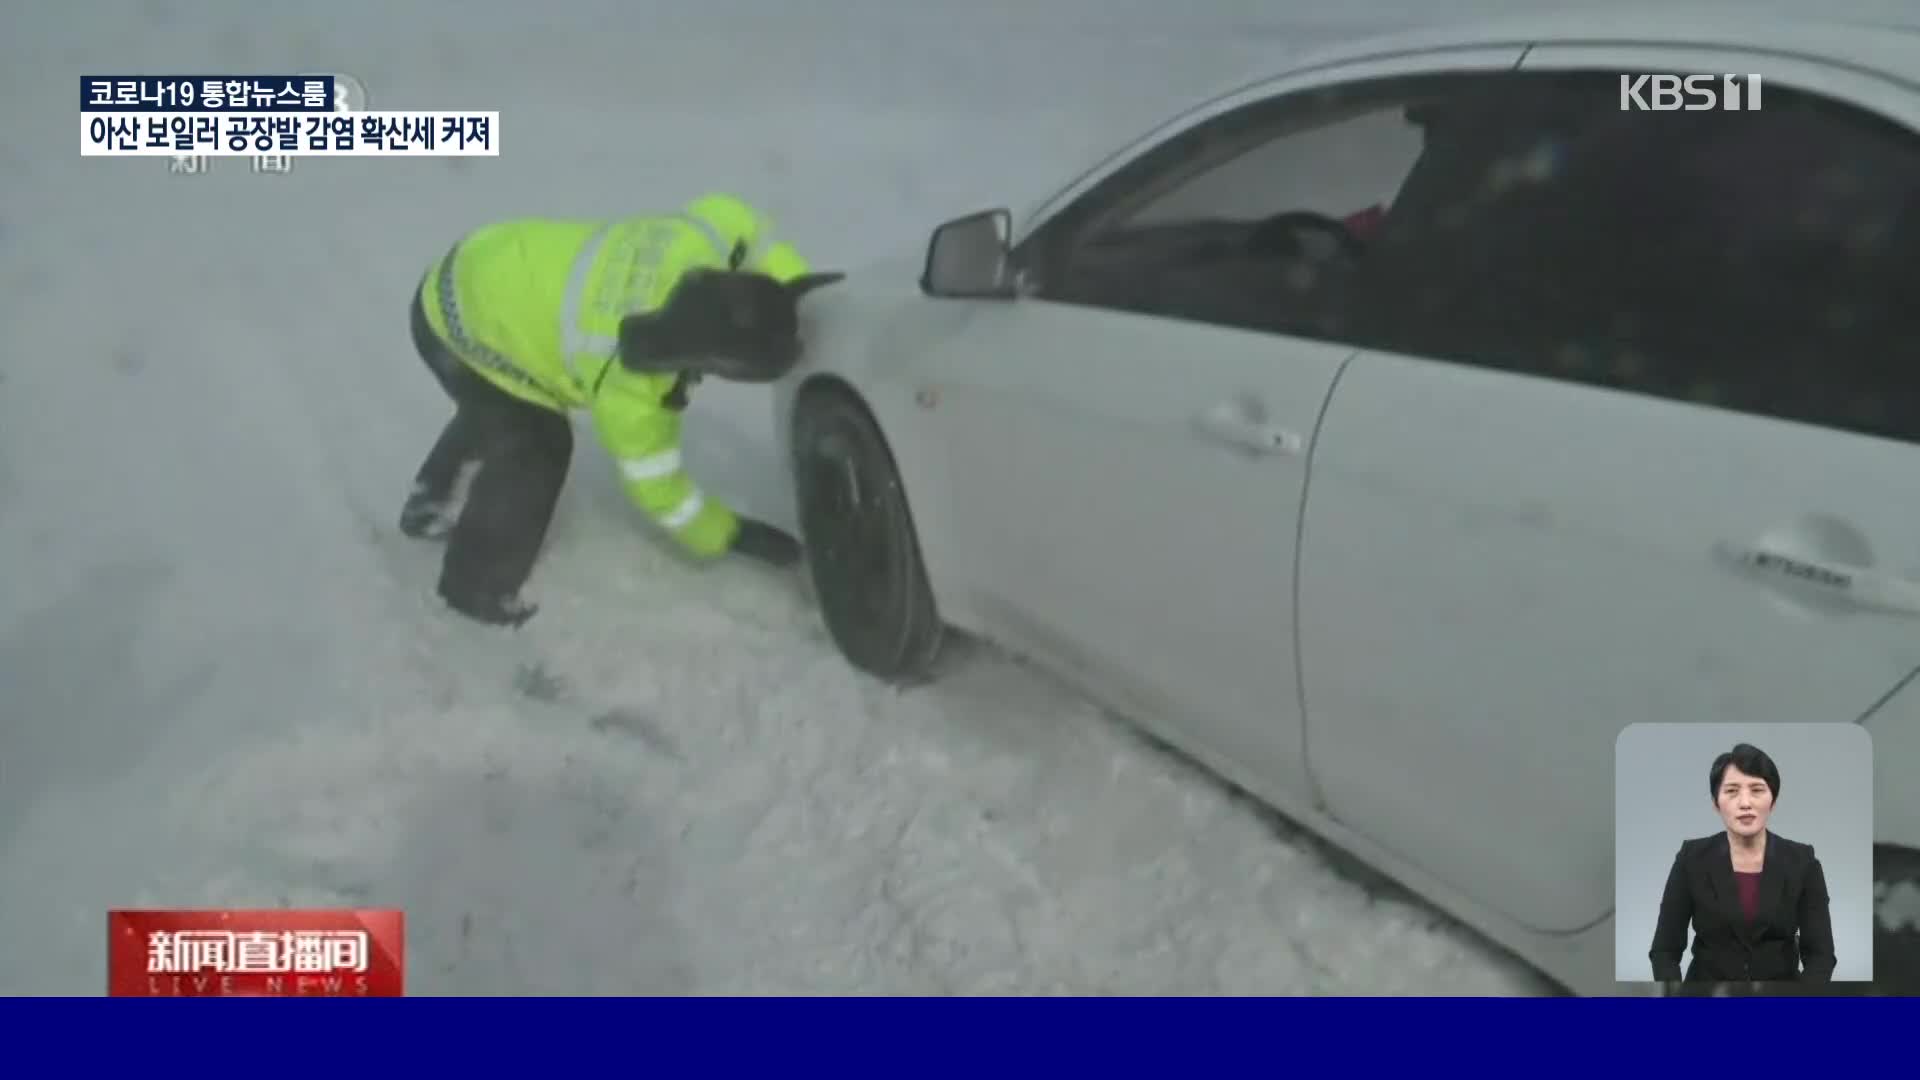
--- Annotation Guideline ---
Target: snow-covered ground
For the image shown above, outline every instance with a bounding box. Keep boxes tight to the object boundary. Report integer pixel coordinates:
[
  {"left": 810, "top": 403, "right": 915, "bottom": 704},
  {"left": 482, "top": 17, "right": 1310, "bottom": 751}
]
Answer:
[{"left": 16, "top": 0, "right": 1847, "bottom": 995}]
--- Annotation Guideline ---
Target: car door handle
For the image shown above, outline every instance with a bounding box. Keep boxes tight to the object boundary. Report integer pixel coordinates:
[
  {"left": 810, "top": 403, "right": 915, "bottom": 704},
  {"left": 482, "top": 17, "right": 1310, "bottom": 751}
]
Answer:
[
  {"left": 1195, "top": 402, "right": 1303, "bottom": 456},
  {"left": 1716, "top": 541, "right": 1920, "bottom": 615}
]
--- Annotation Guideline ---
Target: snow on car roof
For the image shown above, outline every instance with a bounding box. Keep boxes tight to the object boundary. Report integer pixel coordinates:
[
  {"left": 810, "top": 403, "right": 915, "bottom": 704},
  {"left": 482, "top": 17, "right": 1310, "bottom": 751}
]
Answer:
[{"left": 1210, "top": 6, "right": 1920, "bottom": 101}]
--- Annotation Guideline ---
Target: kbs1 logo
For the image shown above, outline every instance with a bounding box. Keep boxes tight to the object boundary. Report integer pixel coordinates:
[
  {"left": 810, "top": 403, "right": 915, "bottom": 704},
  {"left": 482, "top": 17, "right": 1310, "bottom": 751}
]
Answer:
[
  {"left": 1620, "top": 73, "right": 1764, "bottom": 111},
  {"left": 107, "top": 908, "right": 406, "bottom": 996}
]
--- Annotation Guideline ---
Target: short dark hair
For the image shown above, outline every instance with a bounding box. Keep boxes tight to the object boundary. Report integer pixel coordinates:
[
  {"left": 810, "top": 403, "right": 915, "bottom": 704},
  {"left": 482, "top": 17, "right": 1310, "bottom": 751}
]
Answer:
[{"left": 1709, "top": 743, "right": 1781, "bottom": 802}]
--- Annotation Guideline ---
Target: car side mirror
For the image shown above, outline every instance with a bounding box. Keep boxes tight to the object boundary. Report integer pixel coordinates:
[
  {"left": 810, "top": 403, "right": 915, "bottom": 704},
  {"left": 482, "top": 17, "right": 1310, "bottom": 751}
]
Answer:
[{"left": 921, "top": 208, "right": 1016, "bottom": 299}]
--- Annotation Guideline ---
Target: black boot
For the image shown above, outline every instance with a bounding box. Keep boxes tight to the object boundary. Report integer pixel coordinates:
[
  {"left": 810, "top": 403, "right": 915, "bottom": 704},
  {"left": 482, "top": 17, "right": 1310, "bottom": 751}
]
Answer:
[
  {"left": 437, "top": 410, "right": 573, "bottom": 628},
  {"left": 400, "top": 483, "right": 456, "bottom": 540},
  {"left": 401, "top": 412, "right": 481, "bottom": 540},
  {"left": 438, "top": 579, "right": 539, "bottom": 627}
]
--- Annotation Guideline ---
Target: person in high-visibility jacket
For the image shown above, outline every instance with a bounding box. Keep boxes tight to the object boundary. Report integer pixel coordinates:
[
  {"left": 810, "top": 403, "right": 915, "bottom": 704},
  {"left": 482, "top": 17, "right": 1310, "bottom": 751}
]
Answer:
[{"left": 399, "top": 192, "right": 843, "bottom": 627}]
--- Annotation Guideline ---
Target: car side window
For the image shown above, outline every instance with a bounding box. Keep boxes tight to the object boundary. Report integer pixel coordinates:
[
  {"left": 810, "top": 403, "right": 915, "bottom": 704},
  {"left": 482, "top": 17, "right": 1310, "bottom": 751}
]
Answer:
[
  {"left": 1015, "top": 71, "right": 1522, "bottom": 342},
  {"left": 1344, "top": 71, "right": 1920, "bottom": 445}
]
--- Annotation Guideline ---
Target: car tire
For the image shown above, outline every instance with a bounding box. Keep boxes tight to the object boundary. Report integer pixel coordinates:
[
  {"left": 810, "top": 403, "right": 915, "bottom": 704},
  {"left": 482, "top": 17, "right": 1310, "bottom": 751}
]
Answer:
[
  {"left": 1867, "top": 845, "right": 1920, "bottom": 995},
  {"left": 791, "top": 384, "right": 945, "bottom": 683}
]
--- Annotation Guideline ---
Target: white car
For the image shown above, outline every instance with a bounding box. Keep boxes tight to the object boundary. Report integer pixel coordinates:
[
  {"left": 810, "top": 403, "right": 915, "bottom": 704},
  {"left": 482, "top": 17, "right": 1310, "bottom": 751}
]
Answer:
[{"left": 742, "top": 9, "right": 1920, "bottom": 995}]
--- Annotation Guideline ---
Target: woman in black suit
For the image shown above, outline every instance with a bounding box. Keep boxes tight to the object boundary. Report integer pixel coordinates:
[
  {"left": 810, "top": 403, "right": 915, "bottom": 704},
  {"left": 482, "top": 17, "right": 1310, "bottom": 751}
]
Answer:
[{"left": 1648, "top": 743, "right": 1837, "bottom": 986}]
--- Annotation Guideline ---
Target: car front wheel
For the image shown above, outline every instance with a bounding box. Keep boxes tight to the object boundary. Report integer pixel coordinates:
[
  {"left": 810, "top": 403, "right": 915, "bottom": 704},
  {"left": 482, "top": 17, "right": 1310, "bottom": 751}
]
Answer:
[
  {"left": 1868, "top": 845, "right": 1920, "bottom": 995},
  {"left": 791, "top": 384, "right": 945, "bottom": 683}
]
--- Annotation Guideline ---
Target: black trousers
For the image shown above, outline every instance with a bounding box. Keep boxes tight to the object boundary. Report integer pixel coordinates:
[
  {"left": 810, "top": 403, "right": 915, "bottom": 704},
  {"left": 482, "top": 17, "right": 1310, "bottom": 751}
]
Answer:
[{"left": 408, "top": 282, "right": 574, "bottom": 606}]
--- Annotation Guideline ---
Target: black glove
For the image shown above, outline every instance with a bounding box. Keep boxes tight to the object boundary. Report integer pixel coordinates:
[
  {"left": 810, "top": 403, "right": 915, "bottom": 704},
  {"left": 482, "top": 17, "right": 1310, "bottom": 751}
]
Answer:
[{"left": 731, "top": 517, "right": 802, "bottom": 568}]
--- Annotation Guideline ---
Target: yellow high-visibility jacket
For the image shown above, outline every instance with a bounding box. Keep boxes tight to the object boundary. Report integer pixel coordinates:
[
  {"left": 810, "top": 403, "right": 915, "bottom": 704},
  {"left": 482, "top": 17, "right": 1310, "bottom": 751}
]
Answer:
[{"left": 416, "top": 193, "right": 812, "bottom": 559}]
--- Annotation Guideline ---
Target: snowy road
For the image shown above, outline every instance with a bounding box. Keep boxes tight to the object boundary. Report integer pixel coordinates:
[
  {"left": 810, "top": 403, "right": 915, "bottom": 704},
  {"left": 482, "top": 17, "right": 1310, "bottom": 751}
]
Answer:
[{"left": 0, "top": 0, "right": 1607, "bottom": 994}]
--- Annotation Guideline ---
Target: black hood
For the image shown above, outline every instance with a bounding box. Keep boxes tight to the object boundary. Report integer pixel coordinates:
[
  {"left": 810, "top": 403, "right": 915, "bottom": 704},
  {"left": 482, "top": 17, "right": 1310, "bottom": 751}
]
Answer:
[{"left": 618, "top": 269, "right": 845, "bottom": 382}]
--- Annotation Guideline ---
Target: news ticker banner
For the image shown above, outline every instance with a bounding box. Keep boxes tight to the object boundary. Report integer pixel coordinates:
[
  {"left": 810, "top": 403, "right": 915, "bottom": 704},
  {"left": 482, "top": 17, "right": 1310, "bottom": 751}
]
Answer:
[
  {"left": 80, "top": 75, "right": 496, "bottom": 158},
  {"left": 107, "top": 909, "right": 406, "bottom": 996},
  {"left": 20, "top": 991, "right": 1912, "bottom": 1075}
]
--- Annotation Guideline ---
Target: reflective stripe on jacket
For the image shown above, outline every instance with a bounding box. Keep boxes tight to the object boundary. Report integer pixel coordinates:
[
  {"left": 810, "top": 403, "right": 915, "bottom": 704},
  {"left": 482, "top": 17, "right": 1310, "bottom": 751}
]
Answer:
[{"left": 416, "top": 195, "right": 811, "bottom": 559}]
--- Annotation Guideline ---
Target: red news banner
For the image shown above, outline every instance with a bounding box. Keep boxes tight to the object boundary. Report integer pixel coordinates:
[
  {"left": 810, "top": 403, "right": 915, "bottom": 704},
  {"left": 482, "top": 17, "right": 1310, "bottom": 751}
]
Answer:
[{"left": 108, "top": 909, "right": 405, "bottom": 996}]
